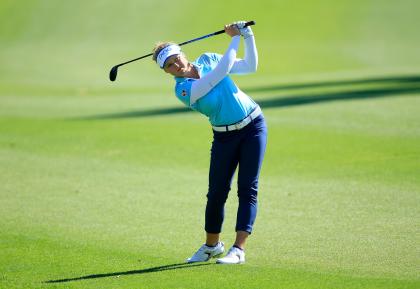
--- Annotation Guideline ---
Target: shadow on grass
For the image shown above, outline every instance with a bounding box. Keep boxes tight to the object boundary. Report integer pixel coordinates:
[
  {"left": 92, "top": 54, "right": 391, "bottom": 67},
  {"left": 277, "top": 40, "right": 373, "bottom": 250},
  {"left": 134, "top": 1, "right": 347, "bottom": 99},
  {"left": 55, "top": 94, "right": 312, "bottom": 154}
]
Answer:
[
  {"left": 81, "top": 75, "right": 420, "bottom": 120},
  {"left": 242, "top": 75, "right": 420, "bottom": 93},
  {"left": 45, "top": 262, "right": 213, "bottom": 283}
]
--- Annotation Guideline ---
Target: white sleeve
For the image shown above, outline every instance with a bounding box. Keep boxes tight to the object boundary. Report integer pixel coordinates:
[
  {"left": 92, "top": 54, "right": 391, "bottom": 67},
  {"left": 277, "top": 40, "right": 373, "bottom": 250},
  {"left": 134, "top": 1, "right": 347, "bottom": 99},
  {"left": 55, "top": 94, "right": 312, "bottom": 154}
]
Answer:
[
  {"left": 229, "top": 35, "right": 258, "bottom": 74},
  {"left": 190, "top": 35, "right": 241, "bottom": 105}
]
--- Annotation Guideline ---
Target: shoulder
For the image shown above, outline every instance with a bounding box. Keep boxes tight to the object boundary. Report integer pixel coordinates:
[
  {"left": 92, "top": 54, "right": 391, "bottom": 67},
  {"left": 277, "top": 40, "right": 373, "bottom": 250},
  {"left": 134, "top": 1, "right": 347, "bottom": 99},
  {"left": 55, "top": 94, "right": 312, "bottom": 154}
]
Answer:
[
  {"left": 175, "top": 78, "right": 193, "bottom": 103},
  {"left": 175, "top": 78, "right": 193, "bottom": 92},
  {"left": 196, "top": 53, "right": 223, "bottom": 65}
]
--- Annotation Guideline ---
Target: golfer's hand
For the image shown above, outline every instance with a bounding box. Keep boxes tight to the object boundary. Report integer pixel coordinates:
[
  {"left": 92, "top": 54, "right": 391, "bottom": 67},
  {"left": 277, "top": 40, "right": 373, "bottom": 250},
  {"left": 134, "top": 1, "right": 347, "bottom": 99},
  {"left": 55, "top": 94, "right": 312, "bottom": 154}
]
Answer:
[
  {"left": 224, "top": 23, "right": 241, "bottom": 37},
  {"left": 235, "top": 21, "right": 254, "bottom": 39}
]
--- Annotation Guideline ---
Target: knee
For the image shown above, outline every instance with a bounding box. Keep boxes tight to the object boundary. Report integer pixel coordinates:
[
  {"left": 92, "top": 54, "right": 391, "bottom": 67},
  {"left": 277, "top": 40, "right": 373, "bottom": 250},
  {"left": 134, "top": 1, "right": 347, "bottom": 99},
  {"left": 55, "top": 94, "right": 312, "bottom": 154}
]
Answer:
[
  {"left": 207, "top": 187, "right": 230, "bottom": 206},
  {"left": 238, "top": 179, "right": 258, "bottom": 196},
  {"left": 237, "top": 187, "right": 258, "bottom": 203}
]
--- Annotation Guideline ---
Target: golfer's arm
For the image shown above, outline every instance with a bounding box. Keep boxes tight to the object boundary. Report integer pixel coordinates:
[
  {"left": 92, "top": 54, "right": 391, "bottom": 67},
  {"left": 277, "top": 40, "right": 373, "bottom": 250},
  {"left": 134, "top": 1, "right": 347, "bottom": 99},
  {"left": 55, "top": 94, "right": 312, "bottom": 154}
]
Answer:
[
  {"left": 229, "top": 35, "right": 258, "bottom": 74},
  {"left": 190, "top": 35, "right": 240, "bottom": 105}
]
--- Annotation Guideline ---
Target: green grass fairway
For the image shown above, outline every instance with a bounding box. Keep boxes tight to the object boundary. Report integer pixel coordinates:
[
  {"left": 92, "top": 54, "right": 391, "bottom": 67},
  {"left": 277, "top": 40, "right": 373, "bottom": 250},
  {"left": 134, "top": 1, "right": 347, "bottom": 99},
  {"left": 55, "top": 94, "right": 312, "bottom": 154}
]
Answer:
[{"left": 1, "top": 1, "right": 419, "bottom": 288}]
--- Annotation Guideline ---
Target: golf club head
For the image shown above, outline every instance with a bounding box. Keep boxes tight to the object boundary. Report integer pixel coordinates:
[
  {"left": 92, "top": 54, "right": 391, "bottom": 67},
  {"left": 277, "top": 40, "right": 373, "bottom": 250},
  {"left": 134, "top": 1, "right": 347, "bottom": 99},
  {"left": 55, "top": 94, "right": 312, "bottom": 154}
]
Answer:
[{"left": 109, "top": 66, "right": 118, "bottom": 81}]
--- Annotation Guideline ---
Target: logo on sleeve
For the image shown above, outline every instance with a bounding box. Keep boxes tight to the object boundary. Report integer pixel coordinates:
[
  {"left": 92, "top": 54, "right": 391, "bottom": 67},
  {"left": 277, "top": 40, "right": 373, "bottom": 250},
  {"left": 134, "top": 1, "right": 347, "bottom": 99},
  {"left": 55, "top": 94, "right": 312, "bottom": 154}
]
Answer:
[{"left": 181, "top": 90, "right": 187, "bottom": 97}]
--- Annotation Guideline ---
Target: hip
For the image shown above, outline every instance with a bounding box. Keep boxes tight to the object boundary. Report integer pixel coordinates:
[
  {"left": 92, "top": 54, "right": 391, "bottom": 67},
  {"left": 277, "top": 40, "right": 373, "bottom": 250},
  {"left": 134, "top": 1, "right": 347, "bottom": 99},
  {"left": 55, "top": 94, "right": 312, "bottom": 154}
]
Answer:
[{"left": 212, "top": 113, "right": 267, "bottom": 142}]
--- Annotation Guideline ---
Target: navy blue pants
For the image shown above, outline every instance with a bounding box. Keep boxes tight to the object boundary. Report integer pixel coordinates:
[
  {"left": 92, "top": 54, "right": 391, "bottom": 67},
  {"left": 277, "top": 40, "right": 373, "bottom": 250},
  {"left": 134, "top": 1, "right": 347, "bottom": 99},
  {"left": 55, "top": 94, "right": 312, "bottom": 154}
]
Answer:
[{"left": 205, "top": 114, "right": 267, "bottom": 234}]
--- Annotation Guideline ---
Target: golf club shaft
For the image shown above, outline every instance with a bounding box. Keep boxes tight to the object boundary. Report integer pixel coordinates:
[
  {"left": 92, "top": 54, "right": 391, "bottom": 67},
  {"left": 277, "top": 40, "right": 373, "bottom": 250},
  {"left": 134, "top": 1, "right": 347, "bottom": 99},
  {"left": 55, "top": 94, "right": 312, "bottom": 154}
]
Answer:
[
  {"left": 178, "top": 20, "right": 255, "bottom": 46},
  {"left": 109, "top": 21, "right": 255, "bottom": 80}
]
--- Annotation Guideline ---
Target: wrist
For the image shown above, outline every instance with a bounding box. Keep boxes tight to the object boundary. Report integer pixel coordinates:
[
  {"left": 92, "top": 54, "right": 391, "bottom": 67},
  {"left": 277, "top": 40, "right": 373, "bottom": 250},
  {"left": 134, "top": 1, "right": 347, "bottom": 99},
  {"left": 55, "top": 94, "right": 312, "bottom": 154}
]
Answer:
[
  {"left": 240, "top": 27, "right": 253, "bottom": 39},
  {"left": 243, "top": 34, "right": 254, "bottom": 40}
]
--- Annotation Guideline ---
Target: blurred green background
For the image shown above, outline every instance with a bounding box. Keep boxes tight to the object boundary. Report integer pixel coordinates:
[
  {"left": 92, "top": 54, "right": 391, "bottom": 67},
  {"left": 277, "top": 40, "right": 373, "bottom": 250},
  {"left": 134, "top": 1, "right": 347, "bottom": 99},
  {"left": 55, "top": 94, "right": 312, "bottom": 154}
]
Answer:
[
  {"left": 1, "top": 1, "right": 419, "bottom": 288},
  {"left": 1, "top": 0, "right": 419, "bottom": 92}
]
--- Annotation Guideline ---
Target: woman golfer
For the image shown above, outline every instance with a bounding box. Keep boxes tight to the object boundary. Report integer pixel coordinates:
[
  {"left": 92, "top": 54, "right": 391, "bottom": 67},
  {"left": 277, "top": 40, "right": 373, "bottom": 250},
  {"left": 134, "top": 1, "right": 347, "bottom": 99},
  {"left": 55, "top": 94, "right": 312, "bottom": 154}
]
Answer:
[{"left": 153, "top": 22, "right": 267, "bottom": 264}]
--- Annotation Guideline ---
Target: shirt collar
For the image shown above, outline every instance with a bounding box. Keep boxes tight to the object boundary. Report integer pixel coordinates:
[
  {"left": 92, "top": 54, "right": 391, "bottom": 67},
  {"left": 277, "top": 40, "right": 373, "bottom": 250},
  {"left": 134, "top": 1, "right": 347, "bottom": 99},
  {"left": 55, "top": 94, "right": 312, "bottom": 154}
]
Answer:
[{"left": 174, "top": 62, "right": 203, "bottom": 82}]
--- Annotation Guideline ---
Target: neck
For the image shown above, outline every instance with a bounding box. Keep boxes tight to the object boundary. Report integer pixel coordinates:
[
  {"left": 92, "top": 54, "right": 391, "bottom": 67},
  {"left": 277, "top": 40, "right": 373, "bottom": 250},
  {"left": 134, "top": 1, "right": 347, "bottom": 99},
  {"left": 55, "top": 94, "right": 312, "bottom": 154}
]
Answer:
[{"left": 184, "top": 63, "right": 200, "bottom": 79}]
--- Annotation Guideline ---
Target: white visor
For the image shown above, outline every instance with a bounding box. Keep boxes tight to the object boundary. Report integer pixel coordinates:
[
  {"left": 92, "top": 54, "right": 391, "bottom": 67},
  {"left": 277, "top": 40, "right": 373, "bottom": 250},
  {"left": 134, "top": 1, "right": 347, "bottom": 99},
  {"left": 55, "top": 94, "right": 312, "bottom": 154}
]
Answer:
[{"left": 157, "top": 44, "right": 181, "bottom": 68}]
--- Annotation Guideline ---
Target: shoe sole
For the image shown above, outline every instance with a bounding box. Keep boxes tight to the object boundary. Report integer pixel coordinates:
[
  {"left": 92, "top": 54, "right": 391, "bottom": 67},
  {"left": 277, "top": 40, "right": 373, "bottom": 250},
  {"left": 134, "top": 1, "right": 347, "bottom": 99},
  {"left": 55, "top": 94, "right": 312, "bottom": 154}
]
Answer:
[
  {"left": 211, "top": 251, "right": 224, "bottom": 258},
  {"left": 186, "top": 250, "right": 225, "bottom": 263},
  {"left": 216, "top": 260, "right": 245, "bottom": 264}
]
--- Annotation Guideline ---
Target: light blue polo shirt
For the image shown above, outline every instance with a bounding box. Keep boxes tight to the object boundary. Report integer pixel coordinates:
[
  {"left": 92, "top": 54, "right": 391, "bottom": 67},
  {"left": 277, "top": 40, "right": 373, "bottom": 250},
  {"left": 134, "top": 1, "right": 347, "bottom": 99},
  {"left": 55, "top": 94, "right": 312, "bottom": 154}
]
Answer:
[{"left": 174, "top": 53, "right": 257, "bottom": 126}]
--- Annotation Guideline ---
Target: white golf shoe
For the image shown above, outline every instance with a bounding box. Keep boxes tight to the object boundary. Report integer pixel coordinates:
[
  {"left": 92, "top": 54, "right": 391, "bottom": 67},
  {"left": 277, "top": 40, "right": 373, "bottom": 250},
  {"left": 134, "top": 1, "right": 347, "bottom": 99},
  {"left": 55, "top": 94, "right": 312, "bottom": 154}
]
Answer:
[
  {"left": 216, "top": 246, "right": 245, "bottom": 264},
  {"left": 186, "top": 242, "right": 225, "bottom": 263}
]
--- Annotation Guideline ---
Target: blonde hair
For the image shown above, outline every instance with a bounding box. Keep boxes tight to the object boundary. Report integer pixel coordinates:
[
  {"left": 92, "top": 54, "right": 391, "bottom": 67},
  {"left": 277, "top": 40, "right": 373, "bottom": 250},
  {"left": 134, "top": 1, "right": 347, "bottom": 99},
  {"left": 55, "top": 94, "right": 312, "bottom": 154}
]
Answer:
[{"left": 152, "top": 41, "right": 177, "bottom": 62}]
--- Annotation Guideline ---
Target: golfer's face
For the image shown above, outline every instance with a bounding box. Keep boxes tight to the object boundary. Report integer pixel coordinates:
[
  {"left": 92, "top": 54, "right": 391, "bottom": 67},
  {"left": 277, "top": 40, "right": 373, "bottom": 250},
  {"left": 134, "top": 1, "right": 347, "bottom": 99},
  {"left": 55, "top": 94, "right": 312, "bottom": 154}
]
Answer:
[{"left": 164, "top": 54, "right": 188, "bottom": 76}]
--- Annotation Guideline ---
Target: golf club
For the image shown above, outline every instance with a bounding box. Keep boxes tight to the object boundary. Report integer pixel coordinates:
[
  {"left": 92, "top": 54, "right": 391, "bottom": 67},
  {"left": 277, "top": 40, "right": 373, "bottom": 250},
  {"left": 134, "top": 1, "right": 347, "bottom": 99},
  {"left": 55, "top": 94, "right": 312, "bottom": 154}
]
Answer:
[{"left": 109, "top": 21, "right": 256, "bottom": 82}]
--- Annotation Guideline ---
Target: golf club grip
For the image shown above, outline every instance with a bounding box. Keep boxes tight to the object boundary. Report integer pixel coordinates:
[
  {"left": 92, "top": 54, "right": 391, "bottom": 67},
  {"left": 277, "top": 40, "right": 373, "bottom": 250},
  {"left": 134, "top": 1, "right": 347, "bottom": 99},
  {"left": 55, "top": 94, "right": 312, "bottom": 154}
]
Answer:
[
  {"left": 178, "top": 20, "right": 256, "bottom": 46},
  {"left": 213, "top": 20, "right": 256, "bottom": 36}
]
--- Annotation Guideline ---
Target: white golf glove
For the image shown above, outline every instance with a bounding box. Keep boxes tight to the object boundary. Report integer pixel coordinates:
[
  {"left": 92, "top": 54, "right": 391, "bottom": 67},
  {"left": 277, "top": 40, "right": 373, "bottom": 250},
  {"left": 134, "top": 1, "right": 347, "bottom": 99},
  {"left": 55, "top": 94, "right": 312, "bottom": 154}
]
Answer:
[{"left": 235, "top": 21, "right": 254, "bottom": 39}]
